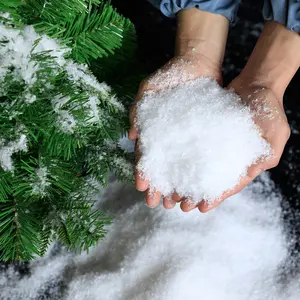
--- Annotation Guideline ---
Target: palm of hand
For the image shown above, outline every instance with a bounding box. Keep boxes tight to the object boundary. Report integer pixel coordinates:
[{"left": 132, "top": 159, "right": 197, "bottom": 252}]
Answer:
[
  {"left": 129, "top": 55, "right": 222, "bottom": 210},
  {"left": 130, "top": 59, "right": 289, "bottom": 213},
  {"left": 198, "top": 82, "right": 290, "bottom": 212},
  {"left": 135, "top": 55, "right": 222, "bottom": 96}
]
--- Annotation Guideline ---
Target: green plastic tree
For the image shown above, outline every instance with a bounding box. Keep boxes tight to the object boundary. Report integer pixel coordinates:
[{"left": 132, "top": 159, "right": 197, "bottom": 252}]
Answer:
[{"left": 0, "top": 0, "right": 136, "bottom": 261}]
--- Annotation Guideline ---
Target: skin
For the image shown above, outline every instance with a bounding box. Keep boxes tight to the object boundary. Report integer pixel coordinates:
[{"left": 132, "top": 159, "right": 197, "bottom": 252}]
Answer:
[{"left": 129, "top": 8, "right": 300, "bottom": 213}]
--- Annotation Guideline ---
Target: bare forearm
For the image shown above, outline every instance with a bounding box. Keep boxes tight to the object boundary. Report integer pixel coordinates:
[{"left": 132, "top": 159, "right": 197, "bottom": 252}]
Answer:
[
  {"left": 240, "top": 21, "right": 300, "bottom": 98},
  {"left": 176, "top": 8, "right": 229, "bottom": 68}
]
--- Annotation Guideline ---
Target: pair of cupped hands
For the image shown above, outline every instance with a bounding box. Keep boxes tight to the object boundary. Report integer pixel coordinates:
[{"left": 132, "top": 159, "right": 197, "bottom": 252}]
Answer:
[{"left": 129, "top": 54, "right": 290, "bottom": 213}]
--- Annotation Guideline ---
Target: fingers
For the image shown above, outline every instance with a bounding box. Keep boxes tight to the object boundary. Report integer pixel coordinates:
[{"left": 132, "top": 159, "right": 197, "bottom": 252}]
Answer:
[
  {"left": 129, "top": 128, "right": 138, "bottom": 141},
  {"left": 133, "top": 129, "right": 160, "bottom": 207},
  {"left": 172, "top": 192, "right": 197, "bottom": 212},
  {"left": 152, "top": 194, "right": 197, "bottom": 211},
  {"left": 152, "top": 192, "right": 197, "bottom": 211},
  {"left": 136, "top": 171, "right": 149, "bottom": 192},
  {"left": 172, "top": 192, "right": 182, "bottom": 202},
  {"left": 134, "top": 141, "right": 149, "bottom": 192},
  {"left": 163, "top": 197, "right": 176, "bottom": 209},
  {"left": 146, "top": 189, "right": 161, "bottom": 208},
  {"left": 180, "top": 199, "right": 197, "bottom": 212}
]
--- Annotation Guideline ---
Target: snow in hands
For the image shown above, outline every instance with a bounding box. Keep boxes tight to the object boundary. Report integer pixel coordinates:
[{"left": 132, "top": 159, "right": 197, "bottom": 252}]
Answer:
[{"left": 136, "top": 78, "right": 271, "bottom": 203}]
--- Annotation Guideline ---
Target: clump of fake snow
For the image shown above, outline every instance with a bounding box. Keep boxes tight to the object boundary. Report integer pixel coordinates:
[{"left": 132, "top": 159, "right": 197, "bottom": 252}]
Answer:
[
  {"left": 136, "top": 78, "right": 271, "bottom": 203},
  {"left": 0, "top": 134, "right": 27, "bottom": 171}
]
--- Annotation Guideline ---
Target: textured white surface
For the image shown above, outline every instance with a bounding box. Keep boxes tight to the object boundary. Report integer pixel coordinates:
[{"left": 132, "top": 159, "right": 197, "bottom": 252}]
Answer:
[
  {"left": 136, "top": 78, "right": 270, "bottom": 202},
  {"left": 1, "top": 174, "right": 298, "bottom": 300}
]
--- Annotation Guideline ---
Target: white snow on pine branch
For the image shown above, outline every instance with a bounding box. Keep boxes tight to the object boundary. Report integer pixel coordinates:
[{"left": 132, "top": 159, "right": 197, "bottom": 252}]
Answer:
[
  {"left": 118, "top": 135, "right": 135, "bottom": 152},
  {"left": 24, "top": 92, "right": 37, "bottom": 104},
  {"left": 0, "top": 12, "right": 10, "bottom": 19},
  {"left": 0, "top": 134, "right": 27, "bottom": 171},
  {"left": 52, "top": 95, "right": 76, "bottom": 133},
  {"left": 64, "top": 62, "right": 124, "bottom": 112},
  {"left": 0, "top": 21, "right": 124, "bottom": 133},
  {"left": 31, "top": 167, "right": 51, "bottom": 196},
  {"left": 86, "top": 96, "right": 101, "bottom": 123},
  {"left": 106, "top": 94, "right": 125, "bottom": 112},
  {"left": 64, "top": 62, "right": 109, "bottom": 94},
  {"left": 112, "top": 156, "right": 134, "bottom": 178}
]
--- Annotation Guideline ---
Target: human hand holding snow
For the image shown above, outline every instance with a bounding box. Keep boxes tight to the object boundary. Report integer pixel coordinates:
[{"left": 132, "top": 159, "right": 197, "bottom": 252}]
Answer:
[
  {"left": 199, "top": 21, "right": 300, "bottom": 212},
  {"left": 197, "top": 83, "right": 290, "bottom": 212},
  {"left": 130, "top": 6, "right": 300, "bottom": 212},
  {"left": 129, "top": 9, "right": 230, "bottom": 209}
]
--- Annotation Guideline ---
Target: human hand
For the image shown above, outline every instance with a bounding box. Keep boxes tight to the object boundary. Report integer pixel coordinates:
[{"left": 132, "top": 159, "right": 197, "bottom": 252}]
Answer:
[
  {"left": 193, "top": 21, "right": 300, "bottom": 213},
  {"left": 196, "top": 21, "right": 300, "bottom": 212},
  {"left": 129, "top": 53, "right": 223, "bottom": 209},
  {"left": 129, "top": 8, "right": 229, "bottom": 210},
  {"left": 196, "top": 77, "right": 290, "bottom": 212}
]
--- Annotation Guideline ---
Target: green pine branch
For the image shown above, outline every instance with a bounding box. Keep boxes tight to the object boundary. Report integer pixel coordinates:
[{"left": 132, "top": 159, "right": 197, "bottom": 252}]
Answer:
[
  {"left": 0, "top": 0, "right": 22, "bottom": 16},
  {"left": 18, "top": 0, "right": 136, "bottom": 64},
  {"left": 56, "top": 208, "right": 111, "bottom": 252},
  {"left": 0, "top": 0, "right": 138, "bottom": 261},
  {"left": 39, "top": 223, "right": 52, "bottom": 256},
  {"left": 0, "top": 200, "right": 41, "bottom": 261}
]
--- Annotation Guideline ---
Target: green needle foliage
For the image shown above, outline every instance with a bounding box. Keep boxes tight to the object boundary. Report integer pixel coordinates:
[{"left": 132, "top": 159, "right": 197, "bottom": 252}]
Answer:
[
  {"left": 6, "top": 0, "right": 136, "bottom": 64},
  {"left": 0, "top": 0, "right": 136, "bottom": 261}
]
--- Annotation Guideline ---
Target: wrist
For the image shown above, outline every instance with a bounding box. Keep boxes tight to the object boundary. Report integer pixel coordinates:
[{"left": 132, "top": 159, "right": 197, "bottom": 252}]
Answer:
[
  {"left": 175, "top": 8, "right": 229, "bottom": 68},
  {"left": 239, "top": 21, "right": 300, "bottom": 98}
]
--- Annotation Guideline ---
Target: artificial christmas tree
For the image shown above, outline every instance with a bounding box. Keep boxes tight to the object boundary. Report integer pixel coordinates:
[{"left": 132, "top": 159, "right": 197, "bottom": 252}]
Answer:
[{"left": 0, "top": 0, "right": 136, "bottom": 261}]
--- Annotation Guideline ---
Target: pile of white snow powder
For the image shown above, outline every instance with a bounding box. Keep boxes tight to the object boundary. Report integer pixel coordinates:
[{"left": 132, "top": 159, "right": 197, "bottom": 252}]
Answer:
[
  {"left": 136, "top": 77, "right": 270, "bottom": 202},
  {"left": 0, "top": 174, "right": 299, "bottom": 300}
]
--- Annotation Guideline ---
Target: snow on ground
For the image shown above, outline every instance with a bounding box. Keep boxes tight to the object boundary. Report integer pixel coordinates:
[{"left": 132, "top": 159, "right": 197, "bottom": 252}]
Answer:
[{"left": 0, "top": 174, "right": 299, "bottom": 300}]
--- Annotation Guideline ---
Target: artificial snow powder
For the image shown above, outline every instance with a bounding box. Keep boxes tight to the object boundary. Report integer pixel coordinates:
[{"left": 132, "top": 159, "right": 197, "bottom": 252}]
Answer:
[
  {"left": 136, "top": 77, "right": 271, "bottom": 202},
  {"left": 1, "top": 175, "right": 299, "bottom": 300},
  {"left": 31, "top": 167, "right": 51, "bottom": 196},
  {"left": 0, "top": 134, "right": 27, "bottom": 171},
  {"left": 52, "top": 95, "right": 76, "bottom": 133}
]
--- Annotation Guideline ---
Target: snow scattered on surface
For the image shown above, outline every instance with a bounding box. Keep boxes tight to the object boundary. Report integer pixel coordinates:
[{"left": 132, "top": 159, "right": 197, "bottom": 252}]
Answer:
[
  {"left": 0, "top": 246, "right": 72, "bottom": 300},
  {"left": 64, "top": 62, "right": 111, "bottom": 96},
  {"left": 112, "top": 156, "right": 134, "bottom": 178},
  {"left": 148, "top": 58, "right": 195, "bottom": 90},
  {"left": 106, "top": 95, "right": 125, "bottom": 112},
  {"left": 119, "top": 135, "right": 135, "bottom": 152},
  {"left": 24, "top": 92, "right": 37, "bottom": 104},
  {"left": 136, "top": 77, "right": 271, "bottom": 203},
  {"left": 0, "top": 21, "right": 124, "bottom": 134},
  {"left": 0, "top": 134, "right": 27, "bottom": 171},
  {"left": 0, "top": 174, "right": 299, "bottom": 300},
  {"left": 86, "top": 96, "right": 101, "bottom": 123},
  {"left": 52, "top": 95, "right": 76, "bottom": 133},
  {"left": 31, "top": 167, "right": 51, "bottom": 196}
]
